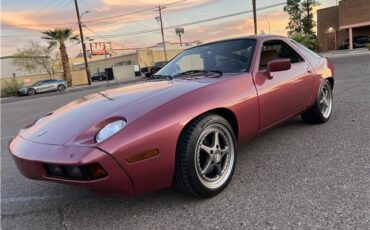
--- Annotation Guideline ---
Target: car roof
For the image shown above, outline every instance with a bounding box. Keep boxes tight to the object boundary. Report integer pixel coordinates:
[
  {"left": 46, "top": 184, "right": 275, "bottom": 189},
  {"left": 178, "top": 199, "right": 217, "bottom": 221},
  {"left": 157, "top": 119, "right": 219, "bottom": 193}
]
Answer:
[{"left": 185, "top": 34, "right": 286, "bottom": 50}]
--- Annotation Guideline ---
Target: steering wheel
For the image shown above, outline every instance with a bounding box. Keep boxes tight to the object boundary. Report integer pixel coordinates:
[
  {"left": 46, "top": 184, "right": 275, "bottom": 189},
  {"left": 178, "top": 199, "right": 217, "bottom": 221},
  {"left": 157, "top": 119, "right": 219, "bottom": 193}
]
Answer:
[{"left": 218, "top": 59, "right": 248, "bottom": 73}]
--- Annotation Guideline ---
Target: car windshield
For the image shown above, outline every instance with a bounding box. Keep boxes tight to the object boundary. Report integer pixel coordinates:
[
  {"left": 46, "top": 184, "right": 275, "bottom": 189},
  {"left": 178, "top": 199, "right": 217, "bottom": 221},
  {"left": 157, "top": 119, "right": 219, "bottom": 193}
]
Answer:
[
  {"left": 156, "top": 39, "right": 256, "bottom": 78},
  {"left": 31, "top": 81, "right": 43, "bottom": 86}
]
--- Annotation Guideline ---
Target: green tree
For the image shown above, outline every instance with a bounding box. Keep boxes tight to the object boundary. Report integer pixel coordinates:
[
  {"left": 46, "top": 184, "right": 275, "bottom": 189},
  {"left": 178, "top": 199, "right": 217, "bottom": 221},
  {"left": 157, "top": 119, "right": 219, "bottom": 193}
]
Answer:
[
  {"left": 290, "top": 32, "right": 319, "bottom": 51},
  {"left": 42, "top": 28, "right": 78, "bottom": 85},
  {"left": 175, "top": 27, "right": 185, "bottom": 47},
  {"left": 301, "top": 0, "right": 320, "bottom": 36},
  {"left": 12, "top": 41, "right": 61, "bottom": 78},
  {"left": 284, "top": 0, "right": 302, "bottom": 36}
]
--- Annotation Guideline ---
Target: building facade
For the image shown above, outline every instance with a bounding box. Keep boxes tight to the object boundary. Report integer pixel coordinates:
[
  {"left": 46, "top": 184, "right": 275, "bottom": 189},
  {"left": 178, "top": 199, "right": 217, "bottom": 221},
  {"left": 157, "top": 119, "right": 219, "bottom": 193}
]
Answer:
[{"left": 317, "top": 0, "right": 370, "bottom": 51}]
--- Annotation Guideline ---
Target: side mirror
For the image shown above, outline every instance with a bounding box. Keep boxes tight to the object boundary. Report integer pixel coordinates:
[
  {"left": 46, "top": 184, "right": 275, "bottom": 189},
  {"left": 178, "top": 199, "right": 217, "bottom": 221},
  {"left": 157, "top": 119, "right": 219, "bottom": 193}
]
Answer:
[{"left": 266, "top": 58, "right": 291, "bottom": 79}]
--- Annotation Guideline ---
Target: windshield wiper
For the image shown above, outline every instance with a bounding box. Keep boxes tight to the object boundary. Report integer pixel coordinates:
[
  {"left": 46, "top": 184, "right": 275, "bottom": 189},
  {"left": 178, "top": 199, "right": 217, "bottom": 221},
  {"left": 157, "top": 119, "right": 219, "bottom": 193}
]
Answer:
[
  {"left": 149, "top": 74, "right": 173, "bottom": 81},
  {"left": 174, "top": 70, "right": 223, "bottom": 78}
]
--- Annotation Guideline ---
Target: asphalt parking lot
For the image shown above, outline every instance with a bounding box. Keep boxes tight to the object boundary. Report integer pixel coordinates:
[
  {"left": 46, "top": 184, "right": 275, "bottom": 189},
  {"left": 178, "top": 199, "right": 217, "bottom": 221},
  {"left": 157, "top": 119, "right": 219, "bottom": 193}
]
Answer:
[{"left": 1, "top": 54, "right": 369, "bottom": 229}]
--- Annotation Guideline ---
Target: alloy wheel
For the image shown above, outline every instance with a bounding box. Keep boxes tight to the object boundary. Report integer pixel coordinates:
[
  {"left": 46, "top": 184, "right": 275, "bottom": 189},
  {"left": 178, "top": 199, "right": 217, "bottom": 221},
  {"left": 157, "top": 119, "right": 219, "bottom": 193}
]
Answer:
[
  {"left": 194, "top": 124, "right": 235, "bottom": 190},
  {"left": 320, "top": 83, "right": 333, "bottom": 118}
]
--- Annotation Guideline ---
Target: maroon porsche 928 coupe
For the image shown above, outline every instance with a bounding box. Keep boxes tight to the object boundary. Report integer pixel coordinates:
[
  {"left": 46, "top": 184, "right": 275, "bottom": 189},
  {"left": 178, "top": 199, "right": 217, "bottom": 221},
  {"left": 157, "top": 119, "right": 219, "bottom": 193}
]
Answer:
[{"left": 10, "top": 35, "right": 334, "bottom": 198}]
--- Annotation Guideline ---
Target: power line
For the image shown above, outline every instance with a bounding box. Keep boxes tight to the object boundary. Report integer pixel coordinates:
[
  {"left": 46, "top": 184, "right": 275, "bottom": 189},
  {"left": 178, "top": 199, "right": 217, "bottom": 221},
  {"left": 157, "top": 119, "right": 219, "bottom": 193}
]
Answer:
[
  {"left": 89, "top": 2, "right": 286, "bottom": 39},
  {"left": 82, "top": 0, "right": 185, "bottom": 24},
  {"left": 0, "top": 0, "right": 184, "bottom": 28},
  {"left": 83, "top": 25, "right": 125, "bottom": 49},
  {"left": 1, "top": 0, "right": 76, "bottom": 27}
]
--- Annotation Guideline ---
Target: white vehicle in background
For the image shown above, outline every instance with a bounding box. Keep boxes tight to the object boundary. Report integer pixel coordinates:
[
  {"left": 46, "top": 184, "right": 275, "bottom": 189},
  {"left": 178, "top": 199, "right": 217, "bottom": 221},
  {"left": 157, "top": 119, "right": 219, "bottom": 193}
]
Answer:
[{"left": 17, "top": 79, "right": 67, "bottom": 96}]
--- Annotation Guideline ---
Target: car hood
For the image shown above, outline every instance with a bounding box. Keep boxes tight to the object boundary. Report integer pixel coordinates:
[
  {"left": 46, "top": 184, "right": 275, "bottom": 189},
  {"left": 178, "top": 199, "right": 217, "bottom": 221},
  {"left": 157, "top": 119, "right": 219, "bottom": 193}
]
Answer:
[{"left": 19, "top": 78, "right": 220, "bottom": 146}]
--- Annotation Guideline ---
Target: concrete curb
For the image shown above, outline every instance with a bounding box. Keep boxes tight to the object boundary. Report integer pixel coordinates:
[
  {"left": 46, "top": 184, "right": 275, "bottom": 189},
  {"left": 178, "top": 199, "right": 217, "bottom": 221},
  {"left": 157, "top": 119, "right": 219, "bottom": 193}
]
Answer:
[{"left": 320, "top": 48, "right": 370, "bottom": 58}]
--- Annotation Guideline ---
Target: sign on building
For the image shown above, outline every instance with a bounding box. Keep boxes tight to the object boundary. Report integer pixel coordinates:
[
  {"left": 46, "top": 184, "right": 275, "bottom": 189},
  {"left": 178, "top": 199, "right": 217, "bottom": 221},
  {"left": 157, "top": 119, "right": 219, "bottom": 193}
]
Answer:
[{"left": 90, "top": 42, "right": 112, "bottom": 55}]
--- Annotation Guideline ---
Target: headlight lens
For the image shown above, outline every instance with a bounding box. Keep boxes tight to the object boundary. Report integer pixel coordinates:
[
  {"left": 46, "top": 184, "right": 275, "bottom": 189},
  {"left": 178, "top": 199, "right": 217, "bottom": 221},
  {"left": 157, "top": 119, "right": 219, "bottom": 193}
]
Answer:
[{"left": 95, "top": 120, "right": 126, "bottom": 143}]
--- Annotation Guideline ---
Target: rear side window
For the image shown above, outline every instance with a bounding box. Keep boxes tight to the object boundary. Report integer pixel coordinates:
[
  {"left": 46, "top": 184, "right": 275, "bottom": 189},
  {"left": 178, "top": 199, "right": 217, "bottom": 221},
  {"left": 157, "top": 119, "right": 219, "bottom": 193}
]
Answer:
[{"left": 291, "top": 40, "right": 322, "bottom": 59}]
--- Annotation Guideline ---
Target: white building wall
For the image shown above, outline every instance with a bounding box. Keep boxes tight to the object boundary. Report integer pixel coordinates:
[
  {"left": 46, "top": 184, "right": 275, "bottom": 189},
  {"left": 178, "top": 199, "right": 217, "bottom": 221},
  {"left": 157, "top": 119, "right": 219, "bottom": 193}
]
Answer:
[
  {"left": 0, "top": 57, "right": 46, "bottom": 79},
  {"left": 113, "top": 65, "right": 136, "bottom": 82}
]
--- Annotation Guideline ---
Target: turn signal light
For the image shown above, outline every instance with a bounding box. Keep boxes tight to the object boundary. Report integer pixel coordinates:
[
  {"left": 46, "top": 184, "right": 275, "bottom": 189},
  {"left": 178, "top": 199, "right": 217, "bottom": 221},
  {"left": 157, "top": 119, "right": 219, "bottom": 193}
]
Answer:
[{"left": 126, "top": 149, "right": 159, "bottom": 164}]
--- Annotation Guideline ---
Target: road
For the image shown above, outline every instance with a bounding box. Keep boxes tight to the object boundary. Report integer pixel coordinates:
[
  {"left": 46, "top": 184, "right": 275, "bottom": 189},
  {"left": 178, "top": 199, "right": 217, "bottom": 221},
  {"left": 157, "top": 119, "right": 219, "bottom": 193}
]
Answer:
[{"left": 1, "top": 54, "right": 369, "bottom": 229}]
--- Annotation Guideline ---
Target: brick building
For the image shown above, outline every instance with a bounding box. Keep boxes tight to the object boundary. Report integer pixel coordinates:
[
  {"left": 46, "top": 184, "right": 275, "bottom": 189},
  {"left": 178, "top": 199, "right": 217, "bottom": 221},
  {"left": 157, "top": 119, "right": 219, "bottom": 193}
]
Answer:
[{"left": 317, "top": 0, "right": 370, "bottom": 51}]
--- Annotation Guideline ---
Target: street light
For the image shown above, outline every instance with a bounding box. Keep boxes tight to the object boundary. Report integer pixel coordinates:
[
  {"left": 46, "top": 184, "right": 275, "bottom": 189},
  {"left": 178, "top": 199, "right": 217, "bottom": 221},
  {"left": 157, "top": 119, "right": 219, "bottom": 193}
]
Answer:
[
  {"left": 326, "top": 27, "right": 337, "bottom": 50},
  {"left": 264, "top": 15, "right": 271, "bottom": 35},
  {"left": 80, "top": 10, "right": 90, "bottom": 18}
]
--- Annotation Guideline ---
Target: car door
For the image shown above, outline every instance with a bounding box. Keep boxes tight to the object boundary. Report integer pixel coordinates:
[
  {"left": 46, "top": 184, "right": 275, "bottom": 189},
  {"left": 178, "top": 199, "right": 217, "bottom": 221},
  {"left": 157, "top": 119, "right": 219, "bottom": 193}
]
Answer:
[
  {"left": 43, "top": 80, "right": 56, "bottom": 92},
  {"left": 34, "top": 81, "right": 48, "bottom": 92},
  {"left": 253, "top": 38, "right": 314, "bottom": 130}
]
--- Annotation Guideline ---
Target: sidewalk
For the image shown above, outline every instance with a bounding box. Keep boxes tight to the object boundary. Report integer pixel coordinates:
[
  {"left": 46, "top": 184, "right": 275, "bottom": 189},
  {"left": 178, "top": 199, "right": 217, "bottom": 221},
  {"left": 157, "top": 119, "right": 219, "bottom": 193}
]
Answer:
[
  {"left": 1, "top": 77, "right": 146, "bottom": 104},
  {"left": 320, "top": 48, "right": 370, "bottom": 58}
]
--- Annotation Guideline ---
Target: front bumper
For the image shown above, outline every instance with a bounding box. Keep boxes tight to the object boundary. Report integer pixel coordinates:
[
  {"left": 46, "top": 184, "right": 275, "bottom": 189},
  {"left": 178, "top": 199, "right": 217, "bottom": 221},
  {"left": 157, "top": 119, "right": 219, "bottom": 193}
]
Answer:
[
  {"left": 18, "top": 90, "right": 28, "bottom": 95},
  {"left": 9, "top": 135, "right": 134, "bottom": 196}
]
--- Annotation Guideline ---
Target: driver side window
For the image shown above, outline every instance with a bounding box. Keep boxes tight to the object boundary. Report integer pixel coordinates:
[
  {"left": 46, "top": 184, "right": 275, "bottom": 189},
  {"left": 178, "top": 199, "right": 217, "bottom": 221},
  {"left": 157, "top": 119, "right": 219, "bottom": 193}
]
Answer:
[{"left": 259, "top": 40, "right": 304, "bottom": 70}]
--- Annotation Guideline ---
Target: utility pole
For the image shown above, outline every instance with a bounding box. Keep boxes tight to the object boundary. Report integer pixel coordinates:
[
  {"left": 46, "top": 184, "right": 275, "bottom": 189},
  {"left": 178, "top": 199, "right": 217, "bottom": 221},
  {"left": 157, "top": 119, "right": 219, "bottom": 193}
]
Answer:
[
  {"left": 74, "top": 0, "right": 91, "bottom": 85},
  {"left": 157, "top": 5, "right": 168, "bottom": 61},
  {"left": 252, "top": 0, "right": 257, "bottom": 35}
]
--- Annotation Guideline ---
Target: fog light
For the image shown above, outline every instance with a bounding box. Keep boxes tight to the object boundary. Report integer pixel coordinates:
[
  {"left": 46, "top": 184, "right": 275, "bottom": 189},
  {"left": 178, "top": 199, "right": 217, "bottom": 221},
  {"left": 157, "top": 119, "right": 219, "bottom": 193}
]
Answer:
[
  {"left": 87, "top": 163, "right": 107, "bottom": 179},
  {"left": 65, "top": 166, "right": 83, "bottom": 179},
  {"left": 46, "top": 164, "right": 64, "bottom": 177}
]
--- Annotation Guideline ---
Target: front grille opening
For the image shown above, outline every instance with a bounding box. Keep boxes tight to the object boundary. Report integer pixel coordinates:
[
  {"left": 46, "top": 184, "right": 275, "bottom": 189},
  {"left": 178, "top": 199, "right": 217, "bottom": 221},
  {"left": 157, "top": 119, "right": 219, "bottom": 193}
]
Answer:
[{"left": 43, "top": 163, "right": 107, "bottom": 181}]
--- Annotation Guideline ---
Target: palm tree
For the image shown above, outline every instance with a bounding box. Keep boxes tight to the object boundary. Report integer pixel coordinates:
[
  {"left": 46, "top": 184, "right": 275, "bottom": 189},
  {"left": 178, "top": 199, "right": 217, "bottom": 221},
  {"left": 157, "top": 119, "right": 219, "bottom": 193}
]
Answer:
[
  {"left": 42, "top": 28, "right": 79, "bottom": 86},
  {"left": 175, "top": 27, "right": 185, "bottom": 47}
]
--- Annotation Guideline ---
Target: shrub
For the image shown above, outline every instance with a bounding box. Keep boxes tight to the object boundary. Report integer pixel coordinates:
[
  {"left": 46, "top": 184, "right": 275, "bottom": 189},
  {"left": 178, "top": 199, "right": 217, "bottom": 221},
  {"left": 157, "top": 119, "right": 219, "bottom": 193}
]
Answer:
[
  {"left": 367, "top": 43, "right": 370, "bottom": 51},
  {"left": 290, "top": 32, "right": 320, "bottom": 51},
  {"left": 1, "top": 78, "right": 24, "bottom": 97}
]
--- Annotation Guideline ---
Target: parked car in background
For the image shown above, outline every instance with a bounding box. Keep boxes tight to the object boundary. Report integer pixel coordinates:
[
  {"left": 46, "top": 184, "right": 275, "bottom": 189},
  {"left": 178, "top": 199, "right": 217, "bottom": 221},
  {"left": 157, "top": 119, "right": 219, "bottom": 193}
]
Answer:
[
  {"left": 150, "top": 61, "right": 169, "bottom": 75},
  {"left": 141, "top": 61, "right": 170, "bottom": 77},
  {"left": 10, "top": 35, "right": 335, "bottom": 198},
  {"left": 339, "top": 36, "right": 370, "bottom": 49},
  {"left": 91, "top": 72, "right": 107, "bottom": 81},
  {"left": 18, "top": 79, "right": 67, "bottom": 96},
  {"left": 141, "top": 67, "right": 152, "bottom": 78}
]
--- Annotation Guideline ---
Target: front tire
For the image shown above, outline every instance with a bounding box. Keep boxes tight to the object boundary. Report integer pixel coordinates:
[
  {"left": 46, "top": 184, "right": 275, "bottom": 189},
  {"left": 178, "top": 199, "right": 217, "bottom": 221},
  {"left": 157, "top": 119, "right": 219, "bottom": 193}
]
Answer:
[
  {"left": 27, "top": 88, "right": 36, "bottom": 96},
  {"left": 57, "top": 84, "right": 66, "bottom": 91},
  {"left": 173, "top": 114, "right": 237, "bottom": 198},
  {"left": 302, "top": 79, "right": 333, "bottom": 124}
]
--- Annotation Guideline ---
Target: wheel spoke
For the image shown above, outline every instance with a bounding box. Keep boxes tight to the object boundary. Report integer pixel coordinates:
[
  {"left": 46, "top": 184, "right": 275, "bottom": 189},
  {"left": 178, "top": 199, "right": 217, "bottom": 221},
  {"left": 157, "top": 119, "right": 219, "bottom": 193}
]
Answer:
[
  {"left": 220, "top": 146, "right": 229, "bottom": 158},
  {"left": 201, "top": 158, "right": 214, "bottom": 175},
  {"left": 200, "top": 144, "right": 213, "bottom": 155},
  {"left": 213, "top": 131, "right": 220, "bottom": 148}
]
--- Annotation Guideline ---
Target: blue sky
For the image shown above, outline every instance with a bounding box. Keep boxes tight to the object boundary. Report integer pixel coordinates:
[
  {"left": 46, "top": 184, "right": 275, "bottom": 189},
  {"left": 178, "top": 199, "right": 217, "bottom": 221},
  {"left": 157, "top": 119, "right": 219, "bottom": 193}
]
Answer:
[{"left": 0, "top": 0, "right": 338, "bottom": 56}]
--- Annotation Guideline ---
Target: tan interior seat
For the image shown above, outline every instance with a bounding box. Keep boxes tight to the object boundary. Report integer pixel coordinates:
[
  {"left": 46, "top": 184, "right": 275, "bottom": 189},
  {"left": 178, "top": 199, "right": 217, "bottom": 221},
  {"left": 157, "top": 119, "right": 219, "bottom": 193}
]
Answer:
[{"left": 259, "top": 50, "right": 279, "bottom": 70}]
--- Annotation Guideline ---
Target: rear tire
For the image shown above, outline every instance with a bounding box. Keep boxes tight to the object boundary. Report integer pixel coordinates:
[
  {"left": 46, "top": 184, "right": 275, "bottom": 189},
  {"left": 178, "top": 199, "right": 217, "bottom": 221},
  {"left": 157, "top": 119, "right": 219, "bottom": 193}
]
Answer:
[
  {"left": 173, "top": 114, "right": 237, "bottom": 198},
  {"left": 57, "top": 84, "right": 66, "bottom": 91},
  {"left": 302, "top": 80, "right": 333, "bottom": 124},
  {"left": 27, "top": 88, "right": 36, "bottom": 96}
]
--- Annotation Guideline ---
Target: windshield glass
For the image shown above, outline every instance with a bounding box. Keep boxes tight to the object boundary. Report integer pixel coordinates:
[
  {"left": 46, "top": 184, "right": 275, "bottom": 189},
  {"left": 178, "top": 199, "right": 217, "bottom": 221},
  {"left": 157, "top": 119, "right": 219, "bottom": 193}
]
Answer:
[
  {"left": 156, "top": 39, "right": 256, "bottom": 78},
  {"left": 31, "top": 81, "right": 43, "bottom": 86}
]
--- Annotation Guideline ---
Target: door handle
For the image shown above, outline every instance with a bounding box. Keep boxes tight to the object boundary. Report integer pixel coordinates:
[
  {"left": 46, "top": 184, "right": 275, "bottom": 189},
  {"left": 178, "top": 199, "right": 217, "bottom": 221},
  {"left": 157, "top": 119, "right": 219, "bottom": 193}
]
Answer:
[{"left": 306, "top": 68, "right": 313, "bottom": 73}]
